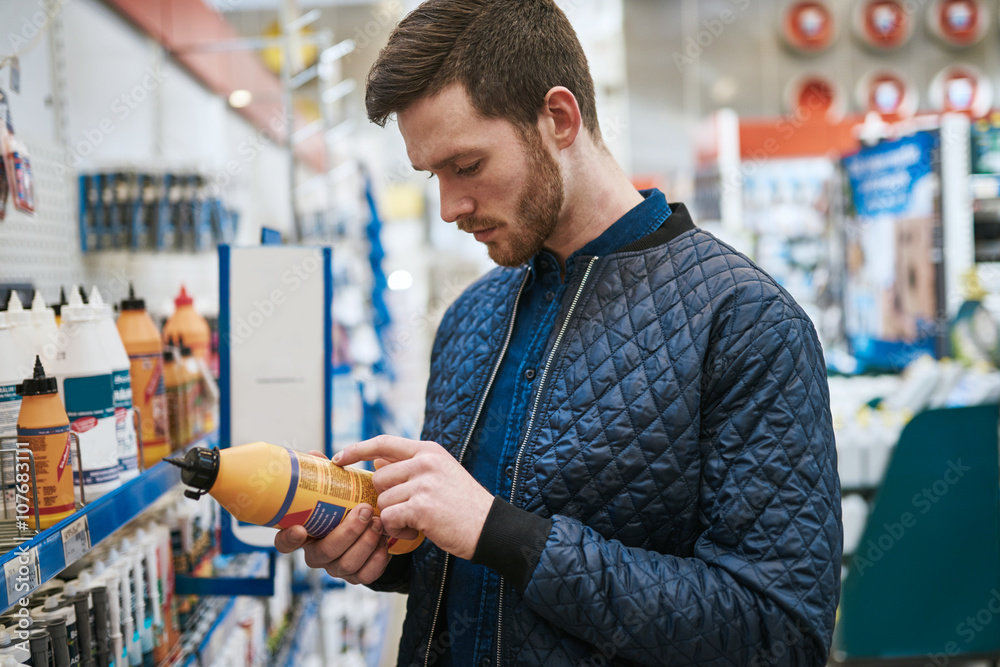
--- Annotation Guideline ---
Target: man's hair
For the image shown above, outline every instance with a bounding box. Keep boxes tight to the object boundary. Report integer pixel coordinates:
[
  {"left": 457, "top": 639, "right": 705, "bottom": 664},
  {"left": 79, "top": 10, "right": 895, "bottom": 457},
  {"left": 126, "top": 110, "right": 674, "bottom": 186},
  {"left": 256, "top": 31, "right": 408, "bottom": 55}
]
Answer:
[{"left": 365, "top": 0, "right": 600, "bottom": 138}]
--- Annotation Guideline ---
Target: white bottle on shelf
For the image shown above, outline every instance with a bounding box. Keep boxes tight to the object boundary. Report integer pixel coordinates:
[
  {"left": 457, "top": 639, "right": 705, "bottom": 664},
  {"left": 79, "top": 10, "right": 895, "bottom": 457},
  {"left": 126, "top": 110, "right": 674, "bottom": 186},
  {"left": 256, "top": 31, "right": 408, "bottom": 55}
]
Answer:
[
  {"left": 90, "top": 287, "right": 140, "bottom": 481},
  {"left": 30, "top": 291, "right": 59, "bottom": 368},
  {"left": 49, "top": 286, "right": 120, "bottom": 502},
  {"left": 0, "top": 313, "right": 23, "bottom": 441},
  {"left": 0, "top": 625, "right": 30, "bottom": 664},
  {"left": 4, "top": 291, "right": 36, "bottom": 377}
]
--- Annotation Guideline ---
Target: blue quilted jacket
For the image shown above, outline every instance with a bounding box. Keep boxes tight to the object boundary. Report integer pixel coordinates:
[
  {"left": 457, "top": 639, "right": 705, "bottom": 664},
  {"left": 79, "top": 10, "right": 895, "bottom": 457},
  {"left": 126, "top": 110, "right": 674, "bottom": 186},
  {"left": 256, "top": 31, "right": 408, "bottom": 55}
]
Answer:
[{"left": 373, "top": 204, "right": 842, "bottom": 665}]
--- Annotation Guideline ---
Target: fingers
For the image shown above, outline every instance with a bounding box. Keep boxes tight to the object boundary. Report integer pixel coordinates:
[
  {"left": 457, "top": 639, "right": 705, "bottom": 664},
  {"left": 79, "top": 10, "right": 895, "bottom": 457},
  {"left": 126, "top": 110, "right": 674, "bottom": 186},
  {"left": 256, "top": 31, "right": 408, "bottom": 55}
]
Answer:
[
  {"left": 327, "top": 516, "right": 388, "bottom": 580},
  {"left": 274, "top": 524, "right": 309, "bottom": 554},
  {"left": 298, "top": 503, "right": 376, "bottom": 567},
  {"left": 308, "top": 449, "right": 327, "bottom": 459},
  {"left": 334, "top": 435, "right": 422, "bottom": 467},
  {"left": 338, "top": 535, "right": 393, "bottom": 585},
  {"left": 373, "top": 457, "right": 391, "bottom": 470}
]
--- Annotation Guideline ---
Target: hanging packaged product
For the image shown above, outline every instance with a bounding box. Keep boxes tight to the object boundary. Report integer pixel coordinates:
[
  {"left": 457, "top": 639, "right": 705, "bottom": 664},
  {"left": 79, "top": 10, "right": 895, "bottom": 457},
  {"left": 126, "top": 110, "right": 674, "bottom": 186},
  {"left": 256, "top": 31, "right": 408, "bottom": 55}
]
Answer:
[
  {"left": 0, "top": 88, "right": 34, "bottom": 216},
  {"left": 117, "top": 284, "right": 171, "bottom": 465},
  {"left": 15, "top": 356, "right": 75, "bottom": 529},
  {"left": 167, "top": 442, "right": 425, "bottom": 555},
  {"left": 0, "top": 154, "right": 8, "bottom": 222},
  {"left": 162, "top": 285, "right": 211, "bottom": 364},
  {"left": 51, "top": 286, "right": 120, "bottom": 502},
  {"left": 89, "top": 287, "right": 140, "bottom": 480}
]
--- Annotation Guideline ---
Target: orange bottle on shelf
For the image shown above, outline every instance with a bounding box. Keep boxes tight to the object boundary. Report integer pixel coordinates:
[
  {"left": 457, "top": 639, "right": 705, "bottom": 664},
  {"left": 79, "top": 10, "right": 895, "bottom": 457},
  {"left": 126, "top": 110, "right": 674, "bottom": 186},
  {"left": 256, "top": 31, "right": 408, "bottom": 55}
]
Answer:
[
  {"left": 16, "top": 356, "right": 75, "bottom": 530},
  {"left": 116, "top": 285, "right": 172, "bottom": 465},
  {"left": 162, "top": 286, "right": 211, "bottom": 365},
  {"left": 163, "top": 341, "right": 192, "bottom": 450}
]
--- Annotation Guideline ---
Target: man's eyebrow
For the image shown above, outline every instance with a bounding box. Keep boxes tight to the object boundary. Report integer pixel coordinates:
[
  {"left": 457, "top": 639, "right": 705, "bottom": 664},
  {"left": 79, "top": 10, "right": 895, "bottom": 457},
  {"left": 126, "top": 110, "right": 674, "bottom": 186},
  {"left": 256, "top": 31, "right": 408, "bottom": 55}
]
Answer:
[{"left": 412, "top": 150, "right": 479, "bottom": 173}]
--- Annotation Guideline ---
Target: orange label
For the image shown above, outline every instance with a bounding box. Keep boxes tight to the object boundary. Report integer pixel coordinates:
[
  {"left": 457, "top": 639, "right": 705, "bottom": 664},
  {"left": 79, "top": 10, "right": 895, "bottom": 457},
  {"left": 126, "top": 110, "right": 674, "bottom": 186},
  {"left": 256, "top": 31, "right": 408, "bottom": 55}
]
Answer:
[{"left": 130, "top": 353, "right": 170, "bottom": 450}]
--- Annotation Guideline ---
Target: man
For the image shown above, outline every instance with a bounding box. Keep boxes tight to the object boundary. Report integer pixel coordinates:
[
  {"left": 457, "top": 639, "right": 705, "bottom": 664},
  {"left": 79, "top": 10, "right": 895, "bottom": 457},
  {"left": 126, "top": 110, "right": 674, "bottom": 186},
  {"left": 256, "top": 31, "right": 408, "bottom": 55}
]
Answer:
[{"left": 275, "top": 0, "right": 843, "bottom": 664}]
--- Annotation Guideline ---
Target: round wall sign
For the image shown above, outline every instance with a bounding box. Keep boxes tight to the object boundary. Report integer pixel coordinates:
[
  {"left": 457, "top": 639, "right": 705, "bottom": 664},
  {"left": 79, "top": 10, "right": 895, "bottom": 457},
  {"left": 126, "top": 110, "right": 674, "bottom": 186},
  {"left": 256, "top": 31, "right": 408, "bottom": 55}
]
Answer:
[
  {"left": 854, "top": 0, "right": 914, "bottom": 50},
  {"left": 781, "top": 1, "right": 837, "bottom": 54},
  {"left": 855, "top": 70, "right": 918, "bottom": 120},
  {"left": 929, "top": 64, "right": 994, "bottom": 116},
  {"left": 927, "top": 0, "right": 989, "bottom": 48}
]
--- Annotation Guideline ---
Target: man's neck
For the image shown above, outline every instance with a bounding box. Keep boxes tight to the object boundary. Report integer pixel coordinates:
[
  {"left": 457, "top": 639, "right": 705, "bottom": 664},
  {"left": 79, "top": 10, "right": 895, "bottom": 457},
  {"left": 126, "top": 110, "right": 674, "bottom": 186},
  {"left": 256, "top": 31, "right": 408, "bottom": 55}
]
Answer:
[{"left": 543, "top": 152, "right": 645, "bottom": 271}]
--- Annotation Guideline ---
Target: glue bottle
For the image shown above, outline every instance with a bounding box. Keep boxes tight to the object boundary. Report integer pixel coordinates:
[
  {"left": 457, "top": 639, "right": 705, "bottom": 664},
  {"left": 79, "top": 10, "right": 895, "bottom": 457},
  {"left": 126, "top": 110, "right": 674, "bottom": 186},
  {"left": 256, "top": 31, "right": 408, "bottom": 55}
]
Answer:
[
  {"left": 162, "top": 286, "right": 210, "bottom": 364},
  {"left": 116, "top": 285, "right": 171, "bottom": 465},
  {"left": 50, "top": 286, "right": 119, "bottom": 502},
  {"left": 4, "top": 291, "right": 36, "bottom": 376},
  {"left": 166, "top": 442, "right": 425, "bottom": 555},
  {"left": 90, "top": 287, "right": 140, "bottom": 481},
  {"left": 15, "top": 356, "right": 74, "bottom": 529},
  {"left": 0, "top": 313, "right": 23, "bottom": 442},
  {"left": 30, "top": 291, "right": 58, "bottom": 366}
]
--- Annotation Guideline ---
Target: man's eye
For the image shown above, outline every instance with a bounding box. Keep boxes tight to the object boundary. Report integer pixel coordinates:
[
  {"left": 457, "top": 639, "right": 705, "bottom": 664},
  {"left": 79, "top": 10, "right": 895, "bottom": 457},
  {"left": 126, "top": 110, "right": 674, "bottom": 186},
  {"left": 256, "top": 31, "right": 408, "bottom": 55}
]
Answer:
[{"left": 456, "top": 161, "right": 481, "bottom": 176}]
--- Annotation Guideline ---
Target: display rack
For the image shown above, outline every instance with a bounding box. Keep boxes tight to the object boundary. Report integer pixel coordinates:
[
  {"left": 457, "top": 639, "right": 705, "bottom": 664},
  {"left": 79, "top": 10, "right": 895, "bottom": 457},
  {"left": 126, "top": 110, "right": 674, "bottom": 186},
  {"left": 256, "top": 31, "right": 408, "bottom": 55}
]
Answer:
[{"left": 0, "top": 430, "right": 218, "bottom": 613}]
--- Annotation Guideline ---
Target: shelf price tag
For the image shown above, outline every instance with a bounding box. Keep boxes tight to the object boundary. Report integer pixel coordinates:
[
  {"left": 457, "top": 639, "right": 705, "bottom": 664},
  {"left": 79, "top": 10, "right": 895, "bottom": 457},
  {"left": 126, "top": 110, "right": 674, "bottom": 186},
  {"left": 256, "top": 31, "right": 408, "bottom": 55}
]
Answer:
[
  {"left": 4, "top": 545, "right": 39, "bottom": 604},
  {"left": 61, "top": 515, "right": 91, "bottom": 567}
]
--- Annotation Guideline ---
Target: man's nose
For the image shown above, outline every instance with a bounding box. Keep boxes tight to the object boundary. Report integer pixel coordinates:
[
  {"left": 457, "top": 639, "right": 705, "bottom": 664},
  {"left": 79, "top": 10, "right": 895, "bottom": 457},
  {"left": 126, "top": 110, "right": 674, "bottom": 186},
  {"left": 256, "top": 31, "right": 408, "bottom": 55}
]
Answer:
[{"left": 439, "top": 182, "right": 475, "bottom": 223}]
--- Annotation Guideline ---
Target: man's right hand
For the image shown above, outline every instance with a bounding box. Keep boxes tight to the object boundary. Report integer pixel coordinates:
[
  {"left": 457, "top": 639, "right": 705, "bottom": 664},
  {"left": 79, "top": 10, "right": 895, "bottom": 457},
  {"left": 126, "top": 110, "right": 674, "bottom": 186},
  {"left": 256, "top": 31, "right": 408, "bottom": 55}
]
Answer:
[{"left": 273, "top": 502, "right": 392, "bottom": 585}]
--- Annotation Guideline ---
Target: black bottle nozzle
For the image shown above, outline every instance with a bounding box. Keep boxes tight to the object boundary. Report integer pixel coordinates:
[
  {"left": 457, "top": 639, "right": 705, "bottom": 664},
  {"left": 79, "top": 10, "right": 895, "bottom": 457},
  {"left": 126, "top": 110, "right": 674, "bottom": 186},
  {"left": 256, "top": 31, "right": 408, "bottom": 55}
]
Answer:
[{"left": 166, "top": 447, "right": 220, "bottom": 500}]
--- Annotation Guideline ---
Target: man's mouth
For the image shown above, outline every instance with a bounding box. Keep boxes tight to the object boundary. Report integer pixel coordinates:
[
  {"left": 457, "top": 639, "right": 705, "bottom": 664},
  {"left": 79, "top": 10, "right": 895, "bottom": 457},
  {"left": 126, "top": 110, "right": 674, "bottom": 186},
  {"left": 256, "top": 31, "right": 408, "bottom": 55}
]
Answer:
[{"left": 470, "top": 227, "right": 497, "bottom": 242}]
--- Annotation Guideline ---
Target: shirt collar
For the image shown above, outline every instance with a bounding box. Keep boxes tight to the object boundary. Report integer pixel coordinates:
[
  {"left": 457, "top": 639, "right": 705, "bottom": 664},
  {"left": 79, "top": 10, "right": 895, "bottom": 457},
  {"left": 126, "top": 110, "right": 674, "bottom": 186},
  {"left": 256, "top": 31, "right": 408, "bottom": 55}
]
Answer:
[{"left": 531, "top": 189, "right": 671, "bottom": 275}]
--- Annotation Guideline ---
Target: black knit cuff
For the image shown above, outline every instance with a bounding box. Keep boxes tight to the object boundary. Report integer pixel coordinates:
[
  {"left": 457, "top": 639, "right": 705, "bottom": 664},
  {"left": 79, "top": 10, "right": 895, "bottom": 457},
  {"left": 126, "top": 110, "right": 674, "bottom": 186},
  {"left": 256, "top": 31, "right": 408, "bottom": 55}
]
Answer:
[
  {"left": 472, "top": 496, "right": 552, "bottom": 590},
  {"left": 367, "top": 552, "right": 412, "bottom": 593}
]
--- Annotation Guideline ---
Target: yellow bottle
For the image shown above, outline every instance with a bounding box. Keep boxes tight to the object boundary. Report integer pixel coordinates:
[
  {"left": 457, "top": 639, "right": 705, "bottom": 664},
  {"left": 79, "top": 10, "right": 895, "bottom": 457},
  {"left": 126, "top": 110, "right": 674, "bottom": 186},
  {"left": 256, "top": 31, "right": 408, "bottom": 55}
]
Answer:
[
  {"left": 117, "top": 284, "right": 172, "bottom": 465},
  {"left": 16, "top": 356, "right": 75, "bottom": 529},
  {"left": 166, "top": 442, "right": 424, "bottom": 555},
  {"left": 162, "top": 344, "right": 189, "bottom": 451}
]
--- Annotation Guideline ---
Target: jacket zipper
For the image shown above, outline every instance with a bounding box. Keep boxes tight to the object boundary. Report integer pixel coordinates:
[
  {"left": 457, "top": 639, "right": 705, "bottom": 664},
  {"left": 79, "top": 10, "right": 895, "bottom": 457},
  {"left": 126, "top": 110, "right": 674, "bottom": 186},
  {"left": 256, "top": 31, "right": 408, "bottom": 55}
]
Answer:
[
  {"left": 423, "top": 270, "right": 530, "bottom": 667},
  {"left": 496, "top": 256, "right": 599, "bottom": 667}
]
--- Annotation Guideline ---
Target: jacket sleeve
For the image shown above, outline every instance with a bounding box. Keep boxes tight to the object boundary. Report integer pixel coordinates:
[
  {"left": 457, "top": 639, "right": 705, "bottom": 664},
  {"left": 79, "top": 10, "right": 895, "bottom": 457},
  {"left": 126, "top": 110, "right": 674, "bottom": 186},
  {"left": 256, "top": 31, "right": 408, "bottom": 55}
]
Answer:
[{"left": 515, "top": 313, "right": 843, "bottom": 665}]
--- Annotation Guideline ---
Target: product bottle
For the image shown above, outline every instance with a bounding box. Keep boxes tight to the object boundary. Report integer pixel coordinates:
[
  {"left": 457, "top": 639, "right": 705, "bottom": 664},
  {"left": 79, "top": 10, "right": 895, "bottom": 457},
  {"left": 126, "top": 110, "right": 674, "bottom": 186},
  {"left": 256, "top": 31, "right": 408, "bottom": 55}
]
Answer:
[
  {"left": 0, "top": 625, "right": 31, "bottom": 664},
  {"left": 54, "top": 286, "right": 68, "bottom": 328},
  {"left": 4, "top": 291, "right": 36, "bottom": 377},
  {"left": 31, "top": 291, "right": 60, "bottom": 369},
  {"left": 92, "top": 559, "right": 124, "bottom": 667},
  {"left": 27, "top": 628, "right": 51, "bottom": 667},
  {"left": 167, "top": 442, "right": 425, "bottom": 555},
  {"left": 33, "top": 596, "right": 78, "bottom": 667},
  {"left": 0, "top": 313, "right": 23, "bottom": 505},
  {"left": 50, "top": 287, "right": 120, "bottom": 502},
  {"left": 177, "top": 338, "right": 202, "bottom": 440},
  {"left": 90, "top": 287, "right": 140, "bottom": 482},
  {"left": 162, "top": 344, "right": 188, "bottom": 451},
  {"left": 15, "top": 356, "right": 75, "bottom": 529},
  {"left": 162, "top": 286, "right": 211, "bottom": 364},
  {"left": 116, "top": 285, "right": 171, "bottom": 465}
]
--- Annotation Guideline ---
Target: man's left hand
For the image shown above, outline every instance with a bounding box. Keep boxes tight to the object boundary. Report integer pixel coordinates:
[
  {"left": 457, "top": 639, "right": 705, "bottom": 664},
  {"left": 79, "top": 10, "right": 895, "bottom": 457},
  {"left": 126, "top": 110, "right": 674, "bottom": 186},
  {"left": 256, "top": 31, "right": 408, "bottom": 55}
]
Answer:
[{"left": 334, "top": 435, "right": 494, "bottom": 560}]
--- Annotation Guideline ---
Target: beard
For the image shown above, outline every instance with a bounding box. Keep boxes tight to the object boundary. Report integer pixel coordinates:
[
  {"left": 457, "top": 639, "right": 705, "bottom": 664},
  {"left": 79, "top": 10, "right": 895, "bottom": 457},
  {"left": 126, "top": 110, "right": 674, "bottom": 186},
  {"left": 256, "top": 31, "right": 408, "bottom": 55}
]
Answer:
[{"left": 458, "top": 128, "right": 564, "bottom": 267}]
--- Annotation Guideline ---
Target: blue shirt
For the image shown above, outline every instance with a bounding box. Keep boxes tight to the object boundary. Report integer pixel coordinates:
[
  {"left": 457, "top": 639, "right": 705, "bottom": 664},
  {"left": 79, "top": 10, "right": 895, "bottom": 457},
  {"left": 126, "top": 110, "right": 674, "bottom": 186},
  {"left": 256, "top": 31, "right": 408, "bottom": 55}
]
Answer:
[{"left": 438, "top": 190, "right": 671, "bottom": 666}]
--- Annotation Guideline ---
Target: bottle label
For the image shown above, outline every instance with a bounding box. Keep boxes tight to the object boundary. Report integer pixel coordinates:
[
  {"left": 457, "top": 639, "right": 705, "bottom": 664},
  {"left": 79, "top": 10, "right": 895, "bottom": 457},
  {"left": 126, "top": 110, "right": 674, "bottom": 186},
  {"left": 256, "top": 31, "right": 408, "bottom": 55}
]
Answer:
[
  {"left": 0, "top": 382, "right": 20, "bottom": 439},
  {"left": 16, "top": 424, "right": 74, "bottom": 517},
  {"left": 64, "top": 374, "right": 119, "bottom": 487},
  {"left": 301, "top": 500, "right": 347, "bottom": 536},
  {"left": 112, "top": 370, "right": 139, "bottom": 473},
  {"left": 128, "top": 353, "right": 169, "bottom": 450}
]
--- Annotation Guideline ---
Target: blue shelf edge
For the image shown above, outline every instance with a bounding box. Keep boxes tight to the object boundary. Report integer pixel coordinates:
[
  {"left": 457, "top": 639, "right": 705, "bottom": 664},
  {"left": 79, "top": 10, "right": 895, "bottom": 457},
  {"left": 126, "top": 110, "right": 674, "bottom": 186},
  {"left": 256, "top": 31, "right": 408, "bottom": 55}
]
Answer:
[{"left": 0, "top": 430, "right": 219, "bottom": 612}]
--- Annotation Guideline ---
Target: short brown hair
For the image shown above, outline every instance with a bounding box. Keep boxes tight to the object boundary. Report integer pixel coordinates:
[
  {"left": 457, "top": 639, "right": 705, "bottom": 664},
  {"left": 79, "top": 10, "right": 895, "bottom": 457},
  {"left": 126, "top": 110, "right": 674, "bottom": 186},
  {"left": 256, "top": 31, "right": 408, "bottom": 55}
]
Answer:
[{"left": 365, "top": 0, "right": 600, "bottom": 138}]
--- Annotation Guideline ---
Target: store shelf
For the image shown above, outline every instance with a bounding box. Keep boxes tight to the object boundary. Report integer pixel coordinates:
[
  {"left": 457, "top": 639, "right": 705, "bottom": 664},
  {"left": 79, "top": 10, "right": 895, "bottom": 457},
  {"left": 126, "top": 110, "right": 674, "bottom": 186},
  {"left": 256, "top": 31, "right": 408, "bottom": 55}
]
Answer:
[
  {"left": 972, "top": 174, "right": 1000, "bottom": 200},
  {"left": 0, "top": 430, "right": 219, "bottom": 612}
]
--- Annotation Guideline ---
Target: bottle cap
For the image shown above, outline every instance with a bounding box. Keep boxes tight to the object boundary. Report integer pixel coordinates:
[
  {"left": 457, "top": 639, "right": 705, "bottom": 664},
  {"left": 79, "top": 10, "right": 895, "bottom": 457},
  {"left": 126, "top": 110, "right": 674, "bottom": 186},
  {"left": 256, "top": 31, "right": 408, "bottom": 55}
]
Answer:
[
  {"left": 164, "top": 447, "right": 220, "bottom": 500},
  {"left": 178, "top": 335, "right": 192, "bottom": 357},
  {"left": 163, "top": 347, "right": 175, "bottom": 363},
  {"left": 174, "top": 285, "right": 193, "bottom": 308},
  {"left": 77, "top": 286, "right": 88, "bottom": 305},
  {"left": 120, "top": 283, "right": 145, "bottom": 312},
  {"left": 30, "top": 291, "right": 55, "bottom": 327},
  {"left": 62, "top": 285, "right": 92, "bottom": 324},
  {"left": 4, "top": 291, "right": 31, "bottom": 326},
  {"left": 88, "top": 287, "right": 113, "bottom": 321},
  {"left": 16, "top": 357, "right": 58, "bottom": 397}
]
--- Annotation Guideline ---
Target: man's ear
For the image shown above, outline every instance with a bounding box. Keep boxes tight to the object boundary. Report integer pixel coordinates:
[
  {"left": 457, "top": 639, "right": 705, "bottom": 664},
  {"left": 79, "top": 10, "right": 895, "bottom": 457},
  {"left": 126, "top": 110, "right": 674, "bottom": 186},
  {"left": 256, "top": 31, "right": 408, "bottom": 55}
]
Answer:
[{"left": 538, "top": 86, "right": 582, "bottom": 150}]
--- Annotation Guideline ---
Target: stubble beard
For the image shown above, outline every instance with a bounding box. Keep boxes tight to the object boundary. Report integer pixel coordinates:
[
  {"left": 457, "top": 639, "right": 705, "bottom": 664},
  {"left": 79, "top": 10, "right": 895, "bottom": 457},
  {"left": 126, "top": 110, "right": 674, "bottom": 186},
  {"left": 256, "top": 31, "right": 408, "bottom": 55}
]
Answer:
[{"left": 465, "top": 129, "right": 564, "bottom": 268}]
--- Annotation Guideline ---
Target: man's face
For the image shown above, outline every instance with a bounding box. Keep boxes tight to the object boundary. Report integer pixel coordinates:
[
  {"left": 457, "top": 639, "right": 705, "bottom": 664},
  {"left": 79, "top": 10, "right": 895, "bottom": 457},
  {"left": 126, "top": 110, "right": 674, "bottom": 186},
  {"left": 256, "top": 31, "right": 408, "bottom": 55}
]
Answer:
[{"left": 398, "top": 84, "right": 564, "bottom": 267}]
